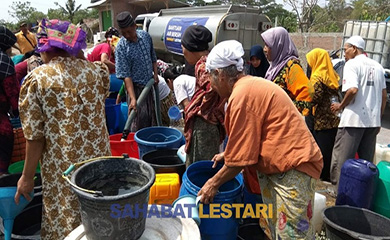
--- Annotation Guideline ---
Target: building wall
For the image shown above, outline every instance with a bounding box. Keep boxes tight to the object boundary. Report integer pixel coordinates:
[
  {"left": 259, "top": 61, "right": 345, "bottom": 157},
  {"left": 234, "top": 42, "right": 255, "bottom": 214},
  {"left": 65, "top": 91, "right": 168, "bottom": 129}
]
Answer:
[
  {"left": 289, "top": 32, "right": 344, "bottom": 71},
  {"left": 290, "top": 32, "right": 343, "bottom": 51}
]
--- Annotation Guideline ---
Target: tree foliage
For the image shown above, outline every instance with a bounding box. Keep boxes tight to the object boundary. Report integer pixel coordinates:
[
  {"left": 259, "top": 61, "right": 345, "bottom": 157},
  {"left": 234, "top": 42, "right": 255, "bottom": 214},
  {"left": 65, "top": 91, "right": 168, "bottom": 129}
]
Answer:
[
  {"left": 350, "top": 0, "right": 390, "bottom": 21},
  {"left": 55, "top": 0, "right": 82, "bottom": 23},
  {"left": 283, "top": 0, "right": 319, "bottom": 32},
  {"left": 309, "top": 0, "right": 348, "bottom": 32},
  {"left": 8, "top": 1, "right": 45, "bottom": 26}
]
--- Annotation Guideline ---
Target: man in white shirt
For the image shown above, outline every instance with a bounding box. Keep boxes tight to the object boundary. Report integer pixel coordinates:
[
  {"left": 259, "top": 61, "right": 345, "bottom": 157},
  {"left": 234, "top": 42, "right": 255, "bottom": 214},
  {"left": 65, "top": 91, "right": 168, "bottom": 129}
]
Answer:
[{"left": 330, "top": 36, "right": 387, "bottom": 186}]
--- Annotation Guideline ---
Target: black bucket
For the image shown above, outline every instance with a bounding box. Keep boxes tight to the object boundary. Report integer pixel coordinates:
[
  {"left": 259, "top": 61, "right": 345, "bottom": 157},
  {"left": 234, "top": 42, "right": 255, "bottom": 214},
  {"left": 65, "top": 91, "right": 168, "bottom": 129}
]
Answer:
[
  {"left": 70, "top": 157, "right": 155, "bottom": 240},
  {"left": 237, "top": 218, "right": 265, "bottom": 240},
  {"left": 142, "top": 149, "right": 185, "bottom": 180},
  {"left": 323, "top": 206, "right": 390, "bottom": 240},
  {"left": 0, "top": 173, "right": 42, "bottom": 193},
  {"left": 12, "top": 203, "right": 42, "bottom": 239}
]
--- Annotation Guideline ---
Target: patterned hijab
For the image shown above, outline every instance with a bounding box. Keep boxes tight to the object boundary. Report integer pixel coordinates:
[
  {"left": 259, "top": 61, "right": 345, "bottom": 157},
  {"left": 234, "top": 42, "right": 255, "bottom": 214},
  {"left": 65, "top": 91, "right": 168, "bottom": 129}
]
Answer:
[
  {"left": 261, "top": 27, "right": 298, "bottom": 81},
  {"left": 36, "top": 19, "right": 86, "bottom": 56},
  {"left": 306, "top": 48, "right": 339, "bottom": 89},
  {"left": 248, "top": 45, "right": 269, "bottom": 78},
  {"left": 0, "top": 25, "right": 17, "bottom": 81}
]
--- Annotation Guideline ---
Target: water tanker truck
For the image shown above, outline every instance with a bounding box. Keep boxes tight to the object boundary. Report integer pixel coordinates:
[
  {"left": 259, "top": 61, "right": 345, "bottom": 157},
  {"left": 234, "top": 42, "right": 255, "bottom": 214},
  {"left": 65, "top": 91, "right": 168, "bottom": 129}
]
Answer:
[{"left": 135, "top": 5, "right": 272, "bottom": 64}]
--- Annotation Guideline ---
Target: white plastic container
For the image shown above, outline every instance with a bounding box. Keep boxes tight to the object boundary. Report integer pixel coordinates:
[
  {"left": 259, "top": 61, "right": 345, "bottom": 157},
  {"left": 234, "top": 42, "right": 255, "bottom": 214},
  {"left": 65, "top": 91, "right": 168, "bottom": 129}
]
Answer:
[
  {"left": 374, "top": 143, "right": 390, "bottom": 165},
  {"left": 313, "top": 192, "right": 326, "bottom": 233}
]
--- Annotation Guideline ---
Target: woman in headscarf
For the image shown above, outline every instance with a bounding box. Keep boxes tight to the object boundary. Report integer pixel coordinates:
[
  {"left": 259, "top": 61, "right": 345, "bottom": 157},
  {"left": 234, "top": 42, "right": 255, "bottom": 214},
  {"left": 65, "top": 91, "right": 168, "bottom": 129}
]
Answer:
[
  {"left": 181, "top": 25, "right": 226, "bottom": 167},
  {"left": 261, "top": 27, "right": 314, "bottom": 116},
  {"left": 0, "top": 26, "right": 19, "bottom": 175},
  {"left": 15, "top": 19, "right": 111, "bottom": 239},
  {"left": 247, "top": 45, "right": 269, "bottom": 78},
  {"left": 306, "top": 48, "right": 340, "bottom": 182}
]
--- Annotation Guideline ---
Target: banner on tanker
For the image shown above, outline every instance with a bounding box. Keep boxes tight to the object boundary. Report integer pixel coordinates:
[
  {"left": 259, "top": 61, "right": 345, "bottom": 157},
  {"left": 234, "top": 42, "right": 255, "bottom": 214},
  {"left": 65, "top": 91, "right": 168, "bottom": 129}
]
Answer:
[{"left": 164, "top": 17, "right": 209, "bottom": 55}]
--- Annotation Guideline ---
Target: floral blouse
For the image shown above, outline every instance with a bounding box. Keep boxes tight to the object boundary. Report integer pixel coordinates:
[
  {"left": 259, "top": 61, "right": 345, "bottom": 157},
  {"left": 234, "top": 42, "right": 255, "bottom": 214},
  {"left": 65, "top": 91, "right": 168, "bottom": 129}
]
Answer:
[{"left": 273, "top": 59, "right": 314, "bottom": 116}]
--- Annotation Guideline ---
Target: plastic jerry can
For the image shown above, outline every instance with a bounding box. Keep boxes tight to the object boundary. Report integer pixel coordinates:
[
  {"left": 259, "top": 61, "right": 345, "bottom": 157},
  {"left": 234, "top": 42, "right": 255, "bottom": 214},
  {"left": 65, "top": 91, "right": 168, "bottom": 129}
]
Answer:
[
  {"left": 373, "top": 161, "right": 390, "bottom": 218},
  {"left": 374, "top": 143, "right": 390, "bottom": 165},
  {"left": 148, "top": 173, "right": 180, "bottom": 205}
]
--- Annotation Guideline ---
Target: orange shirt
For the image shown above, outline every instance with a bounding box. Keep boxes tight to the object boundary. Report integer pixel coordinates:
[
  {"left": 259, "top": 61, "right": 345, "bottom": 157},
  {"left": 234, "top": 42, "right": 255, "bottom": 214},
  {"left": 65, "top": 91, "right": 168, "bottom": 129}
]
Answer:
[
  {"left": 15, "top": 31, "right": 37, "bottom": 54},
  {"left": 224, "top": 76, "right": 323, "bottom": 179}
]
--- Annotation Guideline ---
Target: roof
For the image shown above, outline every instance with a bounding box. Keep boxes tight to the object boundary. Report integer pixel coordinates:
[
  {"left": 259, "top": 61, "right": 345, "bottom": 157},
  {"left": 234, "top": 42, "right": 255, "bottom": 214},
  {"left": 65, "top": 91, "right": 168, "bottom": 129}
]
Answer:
[{"left": 129, "top": 0, "right": 190, "bottom": 12}]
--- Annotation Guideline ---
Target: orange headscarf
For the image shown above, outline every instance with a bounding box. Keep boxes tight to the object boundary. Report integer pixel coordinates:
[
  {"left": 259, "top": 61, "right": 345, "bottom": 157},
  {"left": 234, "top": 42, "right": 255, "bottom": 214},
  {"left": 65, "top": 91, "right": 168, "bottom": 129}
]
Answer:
[{"left": 306, "top": 48, "right": 339, "bottom": 89}]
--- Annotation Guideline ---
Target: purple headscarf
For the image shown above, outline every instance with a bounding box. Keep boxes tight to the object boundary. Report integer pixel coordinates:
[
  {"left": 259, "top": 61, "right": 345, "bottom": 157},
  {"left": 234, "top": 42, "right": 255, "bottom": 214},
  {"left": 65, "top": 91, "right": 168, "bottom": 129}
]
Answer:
[
  {"left": 261, "top": 27, "right": 298, "bottom": 81},
  {"left": 36, "top": 19, "right": 86, "bottom": 56}
]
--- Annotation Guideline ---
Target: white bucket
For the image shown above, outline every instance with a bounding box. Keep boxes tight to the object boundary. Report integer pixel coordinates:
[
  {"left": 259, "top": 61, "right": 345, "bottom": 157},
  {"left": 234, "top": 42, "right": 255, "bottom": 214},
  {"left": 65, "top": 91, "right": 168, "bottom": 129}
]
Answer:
[
  {"left": 374, "top": 143, "right": 390, "bottom": 165},
  {"left": 313, "top": 192, "right": 326, "bottom": 233}
]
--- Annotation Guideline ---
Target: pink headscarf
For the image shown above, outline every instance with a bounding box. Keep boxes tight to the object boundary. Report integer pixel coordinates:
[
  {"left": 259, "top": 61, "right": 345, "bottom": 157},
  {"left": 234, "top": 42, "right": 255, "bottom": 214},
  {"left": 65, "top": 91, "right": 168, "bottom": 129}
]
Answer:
[
  {"left": 261, "top": 27, "right": 299, "bottom": 81},
  {"left": 36, "top": 19, "right": 86, "bottom": 56}
]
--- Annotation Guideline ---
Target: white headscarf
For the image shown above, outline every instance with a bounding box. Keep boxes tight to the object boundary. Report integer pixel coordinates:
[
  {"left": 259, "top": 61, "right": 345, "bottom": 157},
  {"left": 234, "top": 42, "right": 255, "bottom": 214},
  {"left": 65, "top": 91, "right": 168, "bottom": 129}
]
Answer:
[{"left": 206, "top": 40, "right": 244, "bottom": 72}]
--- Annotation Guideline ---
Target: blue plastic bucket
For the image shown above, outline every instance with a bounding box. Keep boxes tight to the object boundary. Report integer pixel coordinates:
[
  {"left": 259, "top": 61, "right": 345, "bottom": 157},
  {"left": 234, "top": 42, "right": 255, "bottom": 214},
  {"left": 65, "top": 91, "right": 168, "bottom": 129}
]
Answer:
[
  {"left": 109, "top": 74, "right": 123, "bottom": 92},
  {"left": 336, "top": 159, "right": 378, "bottom": 210},
  {"left": 105, "top": 98, "right": 121, "bottom": 135},
  {"left": 134, "top": 126, "right": 183, "bottom": 158},
  {"left": 118, "top": 102, "right": 128, "bottom": 132},
  {"left": 168, "top": 106, "right": 182, "bottom": 121},
  {"left": 179, "top": 161, "right": 243, "bottom": 240}
]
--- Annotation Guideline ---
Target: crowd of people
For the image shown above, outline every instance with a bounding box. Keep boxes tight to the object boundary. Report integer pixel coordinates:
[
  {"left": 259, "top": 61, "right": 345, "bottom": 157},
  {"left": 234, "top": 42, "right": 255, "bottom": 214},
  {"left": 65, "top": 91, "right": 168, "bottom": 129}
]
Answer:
[{"left": 0, "top": 10, "right": 386, "bottom": 240}]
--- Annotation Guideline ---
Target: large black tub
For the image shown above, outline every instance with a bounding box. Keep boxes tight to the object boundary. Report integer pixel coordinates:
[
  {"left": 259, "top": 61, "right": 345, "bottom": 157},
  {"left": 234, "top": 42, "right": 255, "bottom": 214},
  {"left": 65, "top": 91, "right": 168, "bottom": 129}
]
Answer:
[
  {"left": 323, "top": 206, "right": 390, "bottom": 240},
  {"left": 142, "top": 149, "right": 185, "bottom": 180},
  {"left": 12, "top": 203, "right": 42, "bottom": 239}
]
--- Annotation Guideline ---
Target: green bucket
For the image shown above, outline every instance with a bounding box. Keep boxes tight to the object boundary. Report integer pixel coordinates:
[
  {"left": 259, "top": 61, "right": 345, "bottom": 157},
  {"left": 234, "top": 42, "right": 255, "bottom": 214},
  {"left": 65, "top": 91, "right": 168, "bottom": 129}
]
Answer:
[{"left": 8, "top": 161, "right": 41, "bottom": 174}]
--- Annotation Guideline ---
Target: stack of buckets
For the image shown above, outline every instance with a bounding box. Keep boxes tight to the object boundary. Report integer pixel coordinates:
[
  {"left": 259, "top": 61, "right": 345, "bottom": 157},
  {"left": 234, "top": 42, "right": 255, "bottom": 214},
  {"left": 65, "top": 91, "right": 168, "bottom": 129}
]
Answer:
[{"left": 135, "top": 126, "right": 184, "bottom": 205}]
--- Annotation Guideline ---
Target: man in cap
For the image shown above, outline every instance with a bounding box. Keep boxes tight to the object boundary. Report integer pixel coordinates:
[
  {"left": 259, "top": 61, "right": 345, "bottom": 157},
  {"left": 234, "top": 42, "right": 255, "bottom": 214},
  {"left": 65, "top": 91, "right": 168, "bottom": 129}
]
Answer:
[
  {"left": 330, "top": 36, "right": 386, "bottom": 187},
  {"left": 115, "top": 11, "right": 158, "bottom": 131},
  {"left": 15, "top": 22, "right": 37, "bottom": 54},
  {"left": 197, "top": 40, "right": 322, "bottom": 240}
]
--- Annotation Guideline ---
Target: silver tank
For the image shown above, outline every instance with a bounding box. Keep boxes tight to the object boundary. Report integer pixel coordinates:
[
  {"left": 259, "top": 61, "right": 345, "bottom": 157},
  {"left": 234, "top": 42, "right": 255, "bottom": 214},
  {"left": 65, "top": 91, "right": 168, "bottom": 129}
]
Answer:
[{"left": 147, "top": 5, "right": 272, "bottom": 64}]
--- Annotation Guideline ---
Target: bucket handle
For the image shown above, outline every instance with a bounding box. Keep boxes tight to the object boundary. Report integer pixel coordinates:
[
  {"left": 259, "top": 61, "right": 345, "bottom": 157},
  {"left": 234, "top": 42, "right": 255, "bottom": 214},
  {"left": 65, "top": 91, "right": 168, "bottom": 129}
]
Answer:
[{"left": 62, "top": 156, "right": 125, "bottom": 197}]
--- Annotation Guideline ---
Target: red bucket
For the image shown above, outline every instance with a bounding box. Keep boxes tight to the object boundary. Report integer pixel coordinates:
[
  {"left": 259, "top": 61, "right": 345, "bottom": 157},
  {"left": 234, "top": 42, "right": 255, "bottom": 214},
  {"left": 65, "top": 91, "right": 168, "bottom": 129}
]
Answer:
[{"left": 109, "top": 133, "right": 139, "bottom": 158}]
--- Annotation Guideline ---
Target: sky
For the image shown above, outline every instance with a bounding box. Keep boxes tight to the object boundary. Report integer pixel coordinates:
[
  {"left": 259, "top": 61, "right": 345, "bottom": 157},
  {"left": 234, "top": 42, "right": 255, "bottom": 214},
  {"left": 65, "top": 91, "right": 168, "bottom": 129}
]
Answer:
[{"left": 0, "top": 0, "right": 92, "bottom": 22}]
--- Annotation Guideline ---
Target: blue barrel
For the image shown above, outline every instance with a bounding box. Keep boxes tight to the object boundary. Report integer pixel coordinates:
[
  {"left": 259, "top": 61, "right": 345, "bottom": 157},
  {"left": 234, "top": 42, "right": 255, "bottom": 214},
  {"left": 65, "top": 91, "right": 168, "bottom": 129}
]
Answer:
[
  {"left": 336, "top": 159, "right": 378, "bottom": 209},
  {"left": 180, "top": 161, "right": 243, "bottom": 240},
  {"left": 105, "top": 98, "right": 121, "bottom": 135},
  {"left": 134, "top": 126, "right": 183, "bottom": 158},
  {"left": 109, "top": 74, "right": 123, "bottom": 92}
]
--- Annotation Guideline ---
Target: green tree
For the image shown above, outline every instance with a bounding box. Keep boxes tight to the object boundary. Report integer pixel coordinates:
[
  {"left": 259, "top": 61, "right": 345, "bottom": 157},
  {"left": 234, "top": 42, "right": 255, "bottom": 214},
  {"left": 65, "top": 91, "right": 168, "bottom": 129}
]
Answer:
[
  {"left": 257, "top": 0, "right": 298, "bottom": 32},
  {"left": 283, "top": 0, "right": 320, "bottom": 32},
  {"left": 74, "top": 8, "right": 99, "bottom": 24},
  {"left": 0, "top": 20, "right": 17, "bottom": 32},
  {"left": 55, "top": 0, "right": 82, "bottom": 23},
  {"left": 310, "top": 0, "right": 348, "bottom": 32},
  {"left": 47, "top": 8, "right": 66, "bottom": 21},
  {"left": 8, "top": 1, "right": 46, "bottom": 25},
  {"left": 350, "top": 0, "right": 390, "bottom": 21}
]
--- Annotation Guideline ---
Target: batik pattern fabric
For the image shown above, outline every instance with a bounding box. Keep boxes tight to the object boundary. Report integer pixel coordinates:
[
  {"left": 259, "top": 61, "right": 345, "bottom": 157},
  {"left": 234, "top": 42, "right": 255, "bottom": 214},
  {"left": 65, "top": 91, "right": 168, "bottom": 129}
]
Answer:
[
  {"left": 258, "top": 169, "right": 316, "bottom": 240},
  {"left": 273, "top": 59, "right": 313, "bottom": 116},
  {"left": 115, "top": 30, "right": 157, "bottom": 86},
  {"left": 19, "top": 57, "right": 111, "bottom": 239}
]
